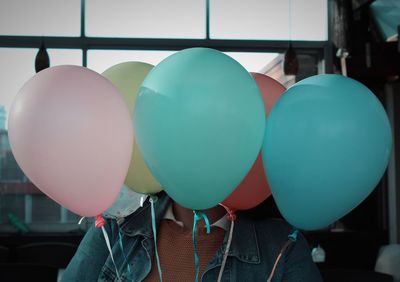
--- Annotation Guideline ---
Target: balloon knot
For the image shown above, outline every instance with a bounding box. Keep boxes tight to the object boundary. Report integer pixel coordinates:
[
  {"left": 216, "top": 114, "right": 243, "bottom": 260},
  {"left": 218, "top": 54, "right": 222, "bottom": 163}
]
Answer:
[
  {"left": 288, "top": 229, "right": 299, "bottom": 242},
  {"left": 95, "top": 215, "right": 106, "bottom": 228},
  {"left": 149, "top": 194, "right": 158, "bottom": 203},
  {"left": 219, "top": 204, "right": 237, "bottom": 221},
  {"left": 227, "top": 212, "right": 237, "bottom": 222}
]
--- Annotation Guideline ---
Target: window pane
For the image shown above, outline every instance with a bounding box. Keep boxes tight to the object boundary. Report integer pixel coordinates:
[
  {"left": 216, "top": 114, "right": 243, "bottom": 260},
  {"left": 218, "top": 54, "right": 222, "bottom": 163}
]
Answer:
[
  {"left": 0, "top": 0, "right": 80, "bottom": 36},
  {"left": 262, "top": 54, "right": 320, "bottom": 88},
  {"left": 88, "top": 50, "right": 279, "bottom": 74},
  {"left": 211, "top": 0, "right": 327, "bottom": 41},
  {"left": 291, "top": 0, "right": 328, "bottom": 41},
  {"left": 47, "top": 49, "right": 83, "bottom": 66},
  {"left": 0, "top": 48, "right": 82, "bottom": 119},
  {"left": 224, "top": 52, "right": 279, "bottom": 73},
  {"left": 0, "top": 194, "right": 24, "bottom": 223},
  {"left": 0, "top": 48, "right": 82, "bottom": 231},
  {"left": 32, "top": 195, "right": 60, "bottom": 222},
  {"left": 0, "top": 48, "right": 36, "bottom": 119},
  {"left": 86, "top": 0, "right": 206, "bottom": 38},
  {"left": 87, "top": 50, "right": 176, "bottom": 73}
]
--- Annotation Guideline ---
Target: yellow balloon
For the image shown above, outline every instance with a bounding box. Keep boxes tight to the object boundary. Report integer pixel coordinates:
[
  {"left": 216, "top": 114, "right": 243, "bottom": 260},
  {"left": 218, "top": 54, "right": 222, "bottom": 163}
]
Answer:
[{"left": 102, "top": 61, "right": 162, "bottom": 194}]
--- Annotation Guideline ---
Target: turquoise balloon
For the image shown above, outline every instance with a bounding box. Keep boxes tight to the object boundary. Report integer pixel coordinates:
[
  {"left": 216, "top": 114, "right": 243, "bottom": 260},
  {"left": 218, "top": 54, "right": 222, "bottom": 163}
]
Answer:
[
  {"left": 263, "top": 74, "right": 392, "bottom": 230},
  {"left": 134, "top": 48, "right": 265, "bottom": 210}
]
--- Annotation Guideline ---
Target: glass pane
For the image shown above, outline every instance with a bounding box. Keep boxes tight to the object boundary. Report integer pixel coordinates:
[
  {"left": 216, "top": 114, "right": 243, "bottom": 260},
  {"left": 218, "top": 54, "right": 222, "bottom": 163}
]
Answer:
[
  {"left": 86, "top": 0, "right": 206, "bottom": 38},
  {"left": 262, "top": 53, "right": 320, "bottom": 88},
  {"left": 31, "top": 194, "right": 60, "bottom": 222},
  {"left": 88, "top": 50, "right": 279, "bottom": 74},
  {"left": 47, "top": 49, "right": 83, "bottom": 66},
  {"left": 291, "top": 0, "right": 328, "bottom": 41},
  {"left": 224, "top": 52, "right": 279, "bottom": 72},
  {"left": 0, "top": 48, "right": 82, "bottom": 230},
  {"left": 0, "top": 194, "right": 24, "bottom": 224},
  {"left": 67, "top": 210, "right": 80, "bottom": 223},
  {"left": 0, "top": 48, "right": 36, "bottom": 119},
  {"left": 211, "top": 0, "right": 327, "bottom": 41},
  {"left": 0, "top": 48, "right": 82, "bottom": 120},
  {"left": 0, "top": 0, "right": 80, "bottom": 36},
  {"left": 1, "top": 150, "right": 25, "bottom": 182},
  {"left": 87, "top": 50, "right": 176, "bottom": 73}
]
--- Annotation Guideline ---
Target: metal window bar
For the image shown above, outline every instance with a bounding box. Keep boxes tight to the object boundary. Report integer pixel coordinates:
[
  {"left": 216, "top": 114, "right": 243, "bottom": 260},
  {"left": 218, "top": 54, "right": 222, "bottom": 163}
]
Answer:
[
  {"left": 0, "top": 0, "right": 333, "bottom": 230},
  {"left": 0, "top": 0, "right": 332, "bottom": 69}
]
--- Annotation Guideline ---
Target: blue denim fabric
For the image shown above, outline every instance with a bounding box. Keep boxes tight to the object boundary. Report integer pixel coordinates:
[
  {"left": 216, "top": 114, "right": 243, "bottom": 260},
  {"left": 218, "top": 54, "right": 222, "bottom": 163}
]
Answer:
[{"left": 62, "top": 193, "right": 322, "bottom": 282}]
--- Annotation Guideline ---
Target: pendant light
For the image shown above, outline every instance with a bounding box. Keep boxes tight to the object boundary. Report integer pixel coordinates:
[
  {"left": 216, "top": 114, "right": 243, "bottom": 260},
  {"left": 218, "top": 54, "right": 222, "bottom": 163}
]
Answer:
[
  {"left": 35, "top": 41, "right": 50, "bottom": 73},
  {"left": 283, "top": 0, "right": 299, "bottom": 75}
]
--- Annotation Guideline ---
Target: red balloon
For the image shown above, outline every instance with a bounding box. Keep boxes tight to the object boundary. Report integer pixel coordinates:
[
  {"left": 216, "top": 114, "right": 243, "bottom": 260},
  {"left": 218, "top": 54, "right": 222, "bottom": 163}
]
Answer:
[
  {"left": 221, "top": 73, "right": 286, "bottom": 212},
  {"left": 251, "top": 73, "right": 287, "bottom": 115}
]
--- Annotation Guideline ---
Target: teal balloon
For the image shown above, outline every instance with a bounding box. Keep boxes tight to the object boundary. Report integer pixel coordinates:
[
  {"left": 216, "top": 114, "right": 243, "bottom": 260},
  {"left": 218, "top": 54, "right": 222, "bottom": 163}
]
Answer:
[
  {"left": 134, "top": 48, "right": 265, "bottom": 210},
  {"left": 263, "top": 74, "right": 392, "bottom": 230}
]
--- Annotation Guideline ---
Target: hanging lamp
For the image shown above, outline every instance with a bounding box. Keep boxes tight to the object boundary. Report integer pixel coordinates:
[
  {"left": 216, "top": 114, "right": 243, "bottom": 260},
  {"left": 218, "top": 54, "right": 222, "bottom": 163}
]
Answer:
[
  {"left": 35, "top": 41, "right": 50, "bottom": 73},
  {"left": 283, "top": 0, "right": 299, "bottom": 75}
]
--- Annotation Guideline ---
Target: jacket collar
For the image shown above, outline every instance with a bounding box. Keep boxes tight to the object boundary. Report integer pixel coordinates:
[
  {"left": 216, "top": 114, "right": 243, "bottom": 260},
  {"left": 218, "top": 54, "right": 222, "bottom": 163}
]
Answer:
[
  {"left": 227, "top": 212, "right": 260, "bottom": 264},
  {"left": 120, "top": 192, "right": 260, "bottom": 264},
  {"left": 120, "top": 191, "right": 171, "bottom": 239}
]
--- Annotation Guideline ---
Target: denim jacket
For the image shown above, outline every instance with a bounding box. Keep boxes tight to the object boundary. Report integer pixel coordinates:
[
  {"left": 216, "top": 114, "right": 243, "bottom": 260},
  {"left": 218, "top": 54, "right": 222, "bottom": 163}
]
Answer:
[{"left": 62, "top": 193, "right": 322, "bottom": 282}]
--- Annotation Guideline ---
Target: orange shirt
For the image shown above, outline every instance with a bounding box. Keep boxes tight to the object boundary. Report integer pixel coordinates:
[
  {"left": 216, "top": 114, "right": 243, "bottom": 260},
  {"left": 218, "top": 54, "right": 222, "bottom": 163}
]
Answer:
[{"left": 144, "top": 219, "right": 226, "bottom": 282}]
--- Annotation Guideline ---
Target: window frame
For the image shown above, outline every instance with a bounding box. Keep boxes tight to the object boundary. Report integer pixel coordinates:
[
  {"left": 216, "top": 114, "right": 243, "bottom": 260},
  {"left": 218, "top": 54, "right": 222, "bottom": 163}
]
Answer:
[
  {"left": 0, "top": 0, "right": 333, "bottom": 71},
  {"left": 0, "top": 0, "right": 333, "bottom": 233}
]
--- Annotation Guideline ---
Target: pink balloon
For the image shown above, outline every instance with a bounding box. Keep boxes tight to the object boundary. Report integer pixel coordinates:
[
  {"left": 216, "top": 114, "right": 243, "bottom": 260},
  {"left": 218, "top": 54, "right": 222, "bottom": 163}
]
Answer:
[
  {"left": 222, "top": 73, "right": 286, "bottom": 212},
  {"left": 8, "top": 65, "right": 133, "bottom": 217}
]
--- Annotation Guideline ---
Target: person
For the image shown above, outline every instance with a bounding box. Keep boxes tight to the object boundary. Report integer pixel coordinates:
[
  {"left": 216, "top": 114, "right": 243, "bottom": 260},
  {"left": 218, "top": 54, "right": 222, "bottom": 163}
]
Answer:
[{"left": 62, "top": 192, "right": 323, "bottom": 281}]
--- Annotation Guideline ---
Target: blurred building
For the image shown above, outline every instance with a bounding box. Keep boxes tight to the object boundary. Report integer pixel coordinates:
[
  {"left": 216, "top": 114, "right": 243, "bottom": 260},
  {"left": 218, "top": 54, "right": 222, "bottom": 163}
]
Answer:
[
  {"left": 0, "top": 107, "right": 25, "bottom": 182},
  {"left": 0, "top": 106, "right": 78, "bottom": 227}
]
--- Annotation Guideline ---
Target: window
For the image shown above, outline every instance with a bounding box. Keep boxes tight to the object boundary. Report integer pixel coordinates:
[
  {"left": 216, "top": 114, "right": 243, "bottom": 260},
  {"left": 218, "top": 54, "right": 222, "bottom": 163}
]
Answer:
[
  {"left": 0, "top": 0, "right": 80, "bottom": 36},
  {"left": 87, "top": 50, "right": 278, "bottom": 74},
  {"left": 87, "top": 50, "right": 177, "bottom": 73},
  {"left": 85, "top": 0, "right": 206, "bottom": 38},
  {"left": 210, "top": 0, "right": 327, "bottom": 40},
  {"left": 0, "top": 48, "right": 82, "bottom": 119},
  {"left": 224, "top": 52, "right": 279, "bottom": 73},
  {"left": 0, "top": 49, "right": 83, "bottom": 233},
  {"left": 0, "top": 0, "right": 328, "bottom": 233}
]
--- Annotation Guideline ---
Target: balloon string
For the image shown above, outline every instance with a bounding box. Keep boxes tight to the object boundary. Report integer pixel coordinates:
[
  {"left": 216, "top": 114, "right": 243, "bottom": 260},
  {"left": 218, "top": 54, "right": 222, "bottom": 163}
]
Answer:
[
  {"left": 150, "top": 195, "right": 163, "bottom": 282},
  {"left": 118, "top": 227, "right": 132, "bottom": 279},
  {"left": 192, "top": 211, "right": 211, "bottom": 282},
  {"left": 78, "top": 216, "right": 85, "bottom": 225},
  {"left": 217, "top": 217, "right": 235, "bottom": 282},
  {"left": 267, "top": 229, "right": 299, "bottom": 282},
  {"left": 100, "top": 224, "right": 121, "bottom": 281}
]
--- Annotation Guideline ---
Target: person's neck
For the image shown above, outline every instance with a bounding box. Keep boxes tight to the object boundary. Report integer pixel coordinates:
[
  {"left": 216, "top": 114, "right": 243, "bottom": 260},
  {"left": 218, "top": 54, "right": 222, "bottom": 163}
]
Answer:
[{"left": 172, "top": 202, "right": 227, "bottom": 230}]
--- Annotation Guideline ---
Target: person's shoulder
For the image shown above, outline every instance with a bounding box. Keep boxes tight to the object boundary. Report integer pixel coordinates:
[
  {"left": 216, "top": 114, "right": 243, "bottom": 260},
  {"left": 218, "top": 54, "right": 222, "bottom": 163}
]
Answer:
[
  {"left": 253, "top": 216, "right": 293, "bottom": 233},
  {"left": 233, "top": 215, "right": 299, "bottom": 261},
  {"left": 248, "top": 216, "right": 296, "bottom": 244}
]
